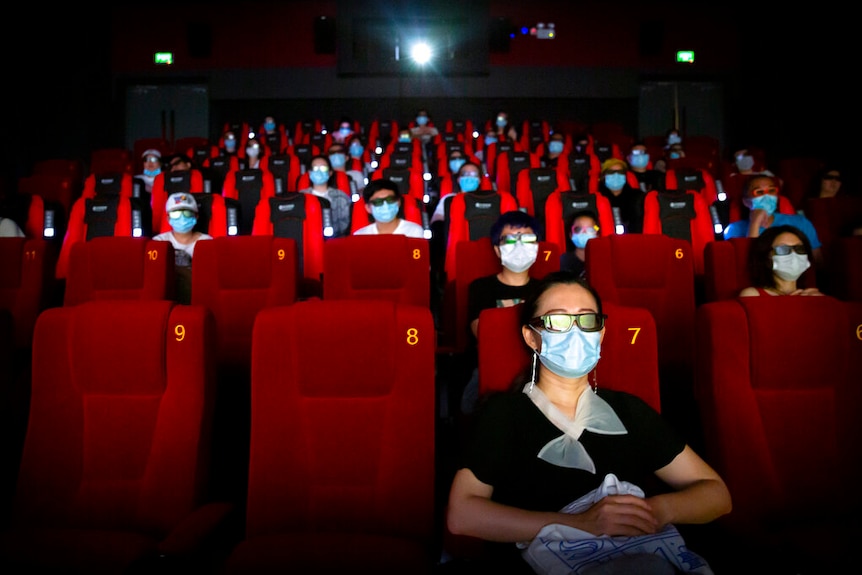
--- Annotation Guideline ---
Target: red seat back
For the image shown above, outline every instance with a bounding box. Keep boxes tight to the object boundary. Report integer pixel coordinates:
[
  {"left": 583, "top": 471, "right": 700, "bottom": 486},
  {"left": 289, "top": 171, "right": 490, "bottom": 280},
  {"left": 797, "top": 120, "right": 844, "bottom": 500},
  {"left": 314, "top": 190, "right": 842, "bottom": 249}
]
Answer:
[
  {"left": 191, "top": 235, "right": 298, "bottom": 371},
  {"left": 323, "top": 235, "right": 430, "bottom": 307},
  {"left": 63, "top": 236, "right": 175, "bottom": 306}
]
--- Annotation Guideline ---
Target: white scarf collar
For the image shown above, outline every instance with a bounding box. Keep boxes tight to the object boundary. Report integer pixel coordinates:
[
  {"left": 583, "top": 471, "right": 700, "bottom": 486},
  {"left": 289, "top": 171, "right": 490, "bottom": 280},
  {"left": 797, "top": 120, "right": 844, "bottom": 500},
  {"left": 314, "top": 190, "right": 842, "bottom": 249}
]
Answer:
[{"left": 523, "top": 382, "right": 627, "bottom": 472}]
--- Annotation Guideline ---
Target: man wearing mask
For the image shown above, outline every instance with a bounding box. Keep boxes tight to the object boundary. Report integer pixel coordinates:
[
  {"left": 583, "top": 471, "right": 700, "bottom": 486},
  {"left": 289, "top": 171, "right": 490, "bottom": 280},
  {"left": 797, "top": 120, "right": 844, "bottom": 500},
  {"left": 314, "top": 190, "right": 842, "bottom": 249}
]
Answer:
[
  {"left": 461, "top": 210, "right": 543, "bottom": 414},
  {"left": 597, "top": 158, "right": 644, "bottom": 234},
  {"left": 626, "top": 142, "right": 662, "bottom": 192},
  {"left": 152, "top": 192, "right": 213, "bottom": 304},
  {"left": 724, "top": 175, "right": 822, "bottom": 266}
]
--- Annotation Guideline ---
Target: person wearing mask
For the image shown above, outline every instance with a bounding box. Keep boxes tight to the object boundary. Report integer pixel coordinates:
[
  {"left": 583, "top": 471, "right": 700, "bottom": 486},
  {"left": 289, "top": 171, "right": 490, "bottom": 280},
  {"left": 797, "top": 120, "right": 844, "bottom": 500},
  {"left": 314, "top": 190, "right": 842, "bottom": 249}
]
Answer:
[
  {"left": 559, "top": 211, "right": 599, "bottom": 279},
  {"left": 353, "top": 178, "right": 425, "bottom": 238},
  {"left": 410, "top": 108, "right": 439, "bottom": 145},
  {"left": 299, "top": 154, "right": 353, "bottom": 238},
  {"left": 461, "top": 211, "right": 543, "bottom": 415},
  {"left": 739, "top": 224, "right": 822, "bottom": 297},
  {"left": 136, "top": 149, "right": 162, "bottom": 195},
  {"left": 152, "top": 192, "right": 213, "bottom": 304},
  {"left": 447, "top": 271, "right": 732, "bottom": 573},
  {"left": 627, "top": 142, "right": 662, "bottom": 192},
  {"left": 724, "top": 174, "right": 822, "bottom": 266},
  {"left": 331, "top": 118, "right": 355, "bottom": 145},
  {"left": 597, "top": 158, "right": 644, "bottom": 234},
  {"left": 541, "top": 132, "right": 567, "bottom": 169},
  {"left": 244, "top": 137, "right": 263, "bottom": 170}
]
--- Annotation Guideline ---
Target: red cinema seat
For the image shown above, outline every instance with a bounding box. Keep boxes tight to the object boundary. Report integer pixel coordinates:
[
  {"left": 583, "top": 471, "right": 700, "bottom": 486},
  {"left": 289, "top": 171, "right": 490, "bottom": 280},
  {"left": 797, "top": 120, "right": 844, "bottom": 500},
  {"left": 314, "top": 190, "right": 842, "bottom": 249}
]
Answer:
[
  {"left": 514, "top": 167, "right": 570, "bottom": 223},
  {"left": 63, "top": 236, "right": 176, "bottom": 306},
  {"left": 585, "top": 233, "right": 697, "bottom": 441},
  {"left": 443, "top": 191, "right": 519, "bottom": 282},
  {"left": 642, "top": 189, "right": 716, "bottom": 276},
  {"left": 224, "top": 299, "right": 436, "bottom": 574},
  {"left": 55, "top": 194, "right": 139, "bottom": 280},
  {"left": 694, "top": 296, "right": 862, "bottom": 573},
  {"left": 191, "top": 235, "right": 299, "bottom": 374},
  {"left": 222, "top": 168, "right": 277, "bottom": 236},
  {"left": 323, "top": 235, "right": 430, "bottom": 307},
  {"left": 0, "top": 237, "right": 57, "bottom": 351},
  {"left": 544, "top": 190, "right": 616, "bottom": 254},
  {"left": 0, "top": 300, "right": 229, "bottom": 572},
  {"left": 251, "top": 193, "right": 326, "bottom": 299},
  {"left": 495, "top": 149, "right": 540, "bottom": 196}
]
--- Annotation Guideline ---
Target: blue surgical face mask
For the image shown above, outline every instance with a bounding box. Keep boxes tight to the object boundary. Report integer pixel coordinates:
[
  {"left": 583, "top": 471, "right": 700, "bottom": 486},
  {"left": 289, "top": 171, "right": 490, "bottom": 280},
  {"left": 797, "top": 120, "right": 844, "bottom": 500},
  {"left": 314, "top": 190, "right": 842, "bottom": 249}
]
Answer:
[
  {"left": 750, "top": 194, "right": 778, "bottom": 216},
  {"left": 224, "top": 140, "right": 236, "bottom": 152},
  {"left": 143, "top": 168, "right": 161, "bottom": 177},
  {"left": 329, "top": 153, "right": 346, "bottom": 168},
  {"left": 371, "top": 201, "right": 400, "bottom": 223},
  {"left": 169, "top": 214, "right": 197, "bottom": 234},
  {"left": 667, "top": 134, "right": 682, "bottom": 145},
  {"left": 496, "top": 116, "right": 507, "bottom": 128},
  {"left": 458, "top": 175, "right": 480, "bottom": 192},
  {"left": 246, "top": 147, "right": 259, "bottom": 158},
  {"left": 548, "top": 141, "right": 565, "bottom": 154},
  {"left": 485, "top": 135, "right": 498, "bottom": 147},
  {"left": 339, "top": 126, "right": 352, "bottom": 137},
  {"left": 669, "top": 151, "right": 681, "bottom": 160},
  {"left": 604, "top": 173, "right": 626, "bottom": 190},
  {"left": 449, "top": 158, "right": 466, "bottom": 174},
  {"left": 264, "top": 121, "right": 276, "bottom": 132},
  {"left": 309, "top": 169, "right": 330, "bottom": 186},
  {"left": 349, "top": 143, "right": 364, "bottom": 158},
  {"left": 571, "top": 230, "right": 596, "bottom": 249},
  {"left": 416, "top": 115, "right": 428, "bottom": 126},
  {"left": 629, "top": 153, "right": 649, "bottom": 169},
  {"left": 534, "top": 326, "right": 602, "bottom": 379},
  {"left": 399, "top": 134, "right": 412, "bottom": 143}
]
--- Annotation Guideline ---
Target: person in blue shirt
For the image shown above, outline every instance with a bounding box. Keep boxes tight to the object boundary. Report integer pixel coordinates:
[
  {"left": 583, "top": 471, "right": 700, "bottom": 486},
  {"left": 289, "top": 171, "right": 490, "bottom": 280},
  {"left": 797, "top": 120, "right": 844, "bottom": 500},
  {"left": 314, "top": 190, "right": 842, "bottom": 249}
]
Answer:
[{"left": 724, "top": 174, "right": 823, "bottom": 267}]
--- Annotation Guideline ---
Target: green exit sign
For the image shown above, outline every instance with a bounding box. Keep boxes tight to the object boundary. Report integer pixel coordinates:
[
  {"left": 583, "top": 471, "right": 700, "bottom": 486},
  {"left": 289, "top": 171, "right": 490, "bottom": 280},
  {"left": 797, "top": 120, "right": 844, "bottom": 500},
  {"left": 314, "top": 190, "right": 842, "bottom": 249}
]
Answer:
[
  {"left": 676, "top": 50, "right": 695, "bottom": 64},
  {"left": 154, "top": 52, "right": 173, "bottom": 65}
]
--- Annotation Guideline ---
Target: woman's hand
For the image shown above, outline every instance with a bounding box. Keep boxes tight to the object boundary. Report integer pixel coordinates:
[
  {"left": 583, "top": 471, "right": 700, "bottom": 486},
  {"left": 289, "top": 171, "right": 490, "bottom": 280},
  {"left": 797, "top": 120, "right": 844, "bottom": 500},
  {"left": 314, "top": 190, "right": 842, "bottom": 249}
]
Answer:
[{"left": 560, "top": 494, "right": 659, "bottom": 537}]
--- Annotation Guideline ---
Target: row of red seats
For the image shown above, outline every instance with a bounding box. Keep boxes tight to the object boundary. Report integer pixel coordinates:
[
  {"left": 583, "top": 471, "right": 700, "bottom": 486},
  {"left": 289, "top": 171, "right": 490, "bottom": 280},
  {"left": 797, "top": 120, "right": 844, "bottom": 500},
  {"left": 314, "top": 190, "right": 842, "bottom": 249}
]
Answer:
[{"left": 0, "top": 296, "right": 438, "bottom": 572}]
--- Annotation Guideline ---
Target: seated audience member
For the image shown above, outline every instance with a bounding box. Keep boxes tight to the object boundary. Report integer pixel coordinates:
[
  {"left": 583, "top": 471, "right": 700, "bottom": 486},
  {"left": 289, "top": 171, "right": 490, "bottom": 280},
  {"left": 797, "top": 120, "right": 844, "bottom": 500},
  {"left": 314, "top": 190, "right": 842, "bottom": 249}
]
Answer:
[
  {"left": 447, "top": 271, "right": 732, "bottom": 573},
  {"left": 244, "top": 137, "right": 263, "bottom": 170},
  {"left": 540, "top": 132, "right": 567, "bottom": 170},
  {"left": 153, "top": 192, "right": 213, "bottom": 304},
  {"left": 559, "top": 211, "right": 599, "bottom": 279},
  {"left": 299, "top": 154, "right": 353, "bottom": 238},
  {"left": 353, "top": 178, "right": 425, "bottom": 238},
  {"left": 724, "top": 174, "right": 822, "bottom": 266},
  {"left": 627, "top": 141, "right": 662, "bottom": 192},
  {"left": 739, "top": 224, "right": 822, "bottom": 297},
  {"left": 136, "top": 148, "right": 162, "bottom": 194},
  {"left": 652, "top": 129, "right": 684, "bottom": 173},
  {"left": 410, "top": 108, "right": 440, "bottom": 146},
  {"left": 805, "top": 164, "right": 845, "bottom": 200},
  {"left": 461, "top": 210, "right": 544, "bottom": 415},
  {"left": 597, "top": 158, "right": 644, "bottom": 234}
]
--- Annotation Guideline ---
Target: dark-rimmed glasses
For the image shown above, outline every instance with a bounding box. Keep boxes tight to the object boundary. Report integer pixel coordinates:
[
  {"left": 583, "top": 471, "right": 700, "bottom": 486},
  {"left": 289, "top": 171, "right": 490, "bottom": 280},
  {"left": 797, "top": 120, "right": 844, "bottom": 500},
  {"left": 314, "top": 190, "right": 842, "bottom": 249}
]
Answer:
[
  {"left": 368, "top": 195, "right": 399, "bottom": 207},
  {"left": 529, "top": 313, "right": 607, "bottom": 333}
]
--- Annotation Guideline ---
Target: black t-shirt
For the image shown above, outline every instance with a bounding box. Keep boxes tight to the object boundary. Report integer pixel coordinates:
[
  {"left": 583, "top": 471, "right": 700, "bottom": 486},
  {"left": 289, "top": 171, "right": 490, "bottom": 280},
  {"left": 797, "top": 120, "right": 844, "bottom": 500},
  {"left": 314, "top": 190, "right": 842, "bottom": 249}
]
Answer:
[
  {"left": 462, "top": 388, "right": 685, "bottom": 513},
  {"left": 467, "top": 274, "right": 539, "bottom": 326}
]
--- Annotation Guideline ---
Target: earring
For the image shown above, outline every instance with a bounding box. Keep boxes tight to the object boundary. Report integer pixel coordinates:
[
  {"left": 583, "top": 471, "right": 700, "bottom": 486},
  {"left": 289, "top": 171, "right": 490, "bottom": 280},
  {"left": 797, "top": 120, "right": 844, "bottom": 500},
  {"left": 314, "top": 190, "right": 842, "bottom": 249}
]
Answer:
[{"left": 529, "top": 351, "right": 538, "bottom": 392}]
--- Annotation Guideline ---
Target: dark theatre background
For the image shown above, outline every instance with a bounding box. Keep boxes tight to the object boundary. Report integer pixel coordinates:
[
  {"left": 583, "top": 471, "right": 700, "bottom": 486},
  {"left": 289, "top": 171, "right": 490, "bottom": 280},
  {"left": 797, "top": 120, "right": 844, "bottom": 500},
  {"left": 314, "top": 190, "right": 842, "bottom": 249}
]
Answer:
[{"left": 1, "top": 0, "right": 855, "bottom": 187}]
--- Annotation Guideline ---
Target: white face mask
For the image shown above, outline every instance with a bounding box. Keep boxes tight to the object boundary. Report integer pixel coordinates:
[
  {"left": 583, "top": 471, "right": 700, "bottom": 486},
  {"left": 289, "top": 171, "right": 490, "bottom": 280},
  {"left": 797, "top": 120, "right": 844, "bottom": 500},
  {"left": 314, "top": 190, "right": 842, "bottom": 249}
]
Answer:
[
  {"left": 772, "top": 252, "right": 810, "bottom": 282},
  {"left": 499, "top": 242, "right": 539, "bottom": 273}
]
